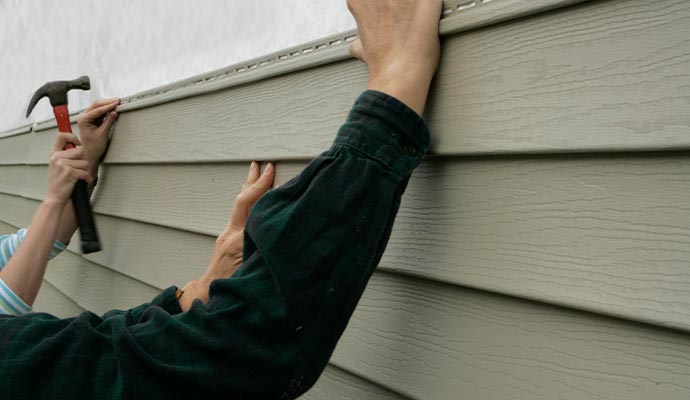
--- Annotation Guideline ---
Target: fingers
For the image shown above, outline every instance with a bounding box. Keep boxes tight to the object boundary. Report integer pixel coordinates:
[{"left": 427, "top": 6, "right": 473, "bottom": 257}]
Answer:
[
  {"left": 252, "top": 163, "right": 275, "bottom": 192},
  {"left": 49, "top": 151, "right": 93, "bottom": 183},
  {"left": 244, "top": 161, "right": 261, "bottom": 188},
  {"left": 229, "top": 162, "right": 275, "bottom": 230},
  {"left": 52, "top": 132, "right": 82, "bottom": 151},
  {"left": 99, "top": 110, "right": 119, "bottom": 132},
  {"left": 348, "top": 38, "right": 365, "bottom": 61},
  {"left": 71, "top": 167, "right": 94, "bottom": 184},
  {"left": 63, "top": 158, "right": 91, "bottom": 171},
  {"left": 51, "top": 150, "right": 91, "bottom": 172},
  {"left": 84, "top": 98, "right": 120, "bottom": 113},
  {"left": 79, "top": 100, "right": 120, "bottom": 126}
]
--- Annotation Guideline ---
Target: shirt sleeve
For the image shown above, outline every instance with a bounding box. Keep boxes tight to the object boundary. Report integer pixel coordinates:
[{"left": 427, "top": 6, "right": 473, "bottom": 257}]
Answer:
[
  {"left": 0, "top": 278, "right": 32, "bottom": 316},
  {"left": 0, "top": 228, "right": 67, "bottom": 270},
  {"left": 0, "top": 90, "right": 429, "bottom": 399}
]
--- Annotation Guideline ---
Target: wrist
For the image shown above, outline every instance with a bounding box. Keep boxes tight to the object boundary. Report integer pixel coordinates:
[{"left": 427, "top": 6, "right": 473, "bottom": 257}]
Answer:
[
  {"left": 368, "top": 62, "right": 434, "bottom": 116},
  {"left": 199, "top": 269, "right": 229, "bottom": 287},
  {"left": 88, "top": 161, "right": 100, "bottom": 179},
  {"left": 42, "top": 196, "right": 68, "bottom": 210}
]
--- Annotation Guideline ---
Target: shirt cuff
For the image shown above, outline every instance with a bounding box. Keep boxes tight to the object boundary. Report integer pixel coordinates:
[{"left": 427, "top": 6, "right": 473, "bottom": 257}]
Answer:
[
  {"left": 150, "top": 286, "right": 183, "bottom": 315},
  {"left": 334, "top": 90, "right": 430, "bottom": 179},
  {"left": 0, "top": 278, "right": 32, "bottom": 316},
  {"left": 50, "top": 238, "right": 67, "bottom": 259},
  {"left": 20, "top": 228, "right": 68, "bottom": 260}
]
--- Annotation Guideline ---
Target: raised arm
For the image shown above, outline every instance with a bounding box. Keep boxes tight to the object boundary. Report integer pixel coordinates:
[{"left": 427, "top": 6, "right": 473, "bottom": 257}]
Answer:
[
  {"left": 0, "top": 0, "right": 441, "bottom": 398},
  {"left": 0, "top": 134, "right": 94, "bottom": 307},
  {"left": 0, "top": 100, "right": 118, "bottom": 314},
  {"left": 54, "top": 99, "right": 119, "bottom": 244}
]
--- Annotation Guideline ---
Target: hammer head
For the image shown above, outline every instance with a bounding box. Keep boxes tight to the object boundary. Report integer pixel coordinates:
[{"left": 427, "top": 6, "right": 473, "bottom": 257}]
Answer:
[{"left": 26, "top": 75, "right": 91, "bottom": 118}]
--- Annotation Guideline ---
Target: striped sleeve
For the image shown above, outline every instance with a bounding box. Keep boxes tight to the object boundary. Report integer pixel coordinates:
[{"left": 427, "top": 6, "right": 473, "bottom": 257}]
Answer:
[
  {"left": 0, "top": 228, "right": 67, "bottom": 270},
  {"left": 0, "top": 278, "right": 32, "bottom": 315}
]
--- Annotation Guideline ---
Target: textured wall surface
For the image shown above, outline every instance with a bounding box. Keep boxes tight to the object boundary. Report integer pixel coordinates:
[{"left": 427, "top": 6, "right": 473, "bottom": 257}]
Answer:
[{"left": 1, "top": 0, "right": 690, "bottom": 398}]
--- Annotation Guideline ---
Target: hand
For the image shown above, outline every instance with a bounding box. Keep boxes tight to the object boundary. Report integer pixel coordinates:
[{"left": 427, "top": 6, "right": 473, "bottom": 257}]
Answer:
[
  {"left": 347, "top": 0, "right": 442, "bottom": 115},
  {"left": 178, "top": 162, "right": 275, "bottom": 311},
  {"left": 45, "top": 133, "right": 93, "bottom": 206},
  {"left": 77, "top": 98, "right": 120, "bottom": 174}
]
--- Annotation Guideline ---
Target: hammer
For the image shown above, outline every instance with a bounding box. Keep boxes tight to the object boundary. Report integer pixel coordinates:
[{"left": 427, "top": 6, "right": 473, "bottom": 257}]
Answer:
[{"left": 26, "top": 76, "right": 101, "bottom": 254}]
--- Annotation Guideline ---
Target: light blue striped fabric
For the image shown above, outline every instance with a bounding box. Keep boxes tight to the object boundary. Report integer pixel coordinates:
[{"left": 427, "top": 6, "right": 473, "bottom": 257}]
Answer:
[
  {"left": 0, "top": 228, "right": 68, "bottom": 315},
  {"left": 0, "top": 278, "right": 31, "bottom": 315}
]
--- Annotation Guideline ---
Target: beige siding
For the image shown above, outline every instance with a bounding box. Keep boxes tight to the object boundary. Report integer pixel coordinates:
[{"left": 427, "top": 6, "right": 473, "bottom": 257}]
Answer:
[
  {"left": 0, "top": 134, "right": 31, "bottom": 165},
  {"left": 333, "top": 272, "right": 690, "bottom": 399},
  {"left": 0, "top": 0, "right": 689, "bottom": 398},
  {"left": 304, "top": 366, "right": 408, "bottom": 400},
  {"left": 0, "top": 222, "right": 85, "bottom": 318},
  {"left": 2, "top": 155, "right": 690, "bottom": 330},
  {"left": 32, "top": 280, "right": 84, "bottom": 318}
]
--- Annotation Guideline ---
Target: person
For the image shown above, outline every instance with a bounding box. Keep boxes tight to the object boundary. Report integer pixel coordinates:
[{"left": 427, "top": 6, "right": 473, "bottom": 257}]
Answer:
[
  {"left": 0, "top": 99, "right": 119, "bottom": 315},
  {"left": 0, "top": 0, "right": 442, "bottom": 398}
]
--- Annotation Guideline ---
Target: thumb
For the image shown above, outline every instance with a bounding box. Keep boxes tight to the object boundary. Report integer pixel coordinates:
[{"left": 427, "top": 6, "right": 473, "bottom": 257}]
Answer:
[
  {"left": 348, "top": 38, "right": 365, "bottom": 62},
  {"left": 229, "top": 163, "right": 275, "bottom": 230},
  {"left": 53, "top": 132, "right": 81, "bottom": 151},
  {"left": 99, "top": 111, "right": 119, "bottom": 133}
]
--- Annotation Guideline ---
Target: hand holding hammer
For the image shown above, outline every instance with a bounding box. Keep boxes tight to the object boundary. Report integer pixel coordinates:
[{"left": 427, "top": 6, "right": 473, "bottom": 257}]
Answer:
[{"left": 26, "top": 76, "right": 109, "bottom": 254}]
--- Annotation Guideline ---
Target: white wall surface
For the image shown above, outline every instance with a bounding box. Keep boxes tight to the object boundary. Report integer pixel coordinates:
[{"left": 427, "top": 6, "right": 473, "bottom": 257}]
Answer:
[{"left": 0, "top": 0, "right": 355, "bottom": 132}]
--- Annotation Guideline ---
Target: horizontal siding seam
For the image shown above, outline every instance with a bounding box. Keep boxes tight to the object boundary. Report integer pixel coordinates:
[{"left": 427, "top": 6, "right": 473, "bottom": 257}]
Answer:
[
  {"left": 61, "top": 247, "right": 167, "bottom": 292},
  {"left": 42, "top": 276, "right": 93, "bottom": 314},
  {"left": 375, "top": 267, "right": 690, "bottom": 337},
  {"left": 0, "top": 218, "right": 165, "bottom": 293},
  {"left": 324, "top": 361, "right": 419, "bottom": 400},
  {"left": 38, "top": 279, "right": 85, "bottom": 313},
  {"left": 0, "top": 190, "right": 216, "bottom": 241}
]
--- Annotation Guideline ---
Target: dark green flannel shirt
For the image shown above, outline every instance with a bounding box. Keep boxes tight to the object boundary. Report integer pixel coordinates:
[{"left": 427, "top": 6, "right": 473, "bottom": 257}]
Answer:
[{"left": 0, "top": 90, "right": 429, "bottom": 399}]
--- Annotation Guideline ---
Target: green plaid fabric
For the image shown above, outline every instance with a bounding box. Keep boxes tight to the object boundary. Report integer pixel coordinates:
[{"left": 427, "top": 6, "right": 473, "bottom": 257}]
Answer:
[{"left": 0, "top": 90, "right": 429, "bottom": 399}]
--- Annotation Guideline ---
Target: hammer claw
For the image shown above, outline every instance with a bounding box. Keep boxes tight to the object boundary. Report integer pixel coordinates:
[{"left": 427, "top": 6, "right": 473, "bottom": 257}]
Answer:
[{"left": 25, "top": 76, "right": 91, "bottom": 118}]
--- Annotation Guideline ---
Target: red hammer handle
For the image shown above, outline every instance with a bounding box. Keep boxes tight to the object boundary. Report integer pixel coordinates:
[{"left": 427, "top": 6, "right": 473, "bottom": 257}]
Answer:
[
  {"left": 53, "top": 105, "right": 76, "bottom": 149},
  {"left": 52, "top": 105, "right": 101, "bottom": 254}
]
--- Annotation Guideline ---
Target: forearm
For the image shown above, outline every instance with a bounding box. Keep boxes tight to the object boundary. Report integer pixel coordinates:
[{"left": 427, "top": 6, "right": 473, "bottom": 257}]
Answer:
[
  {"left": 55, "top": 166, "right": 97, "bottom": 244},
  {"left": 55, "top": 200, "right": 78, "bottom": 245},
  {"left": 0, "top": 199, "right": 64, "bottom": 305}
]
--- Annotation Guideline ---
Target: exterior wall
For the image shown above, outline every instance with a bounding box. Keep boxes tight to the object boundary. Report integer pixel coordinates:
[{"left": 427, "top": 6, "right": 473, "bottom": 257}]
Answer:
[{"left": 0, "top": 0, "right": 689, "bottom": 398}]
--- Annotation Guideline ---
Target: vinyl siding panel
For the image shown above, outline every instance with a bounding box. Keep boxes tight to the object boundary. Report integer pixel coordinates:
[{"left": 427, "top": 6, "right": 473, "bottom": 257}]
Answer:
[
  {"left": 2, "top": 154, "right": 690, "bottom": 331},
  {"left": 0, "top": 221, "right": 86, "bottom": 318},
  {"left": 0, "top": 134, "right": 31, "bottom": 165},
  {"left": 32, "top": 280, "right": 84, "bottom": 318},
  {"left": 332, "top": 272, "right": 690, "bottom": 400},
  {"left": 303, "top": 366, "right": 409, "bottom": 400},
  {"left": 0, "top": 0, "right": 688, "bottom": 398}
]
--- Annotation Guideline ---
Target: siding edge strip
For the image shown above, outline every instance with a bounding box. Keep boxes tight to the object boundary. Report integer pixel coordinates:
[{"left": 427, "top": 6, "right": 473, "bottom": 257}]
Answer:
[{"left": 30, "top": 0, "right": 593, "bottom": 132}]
